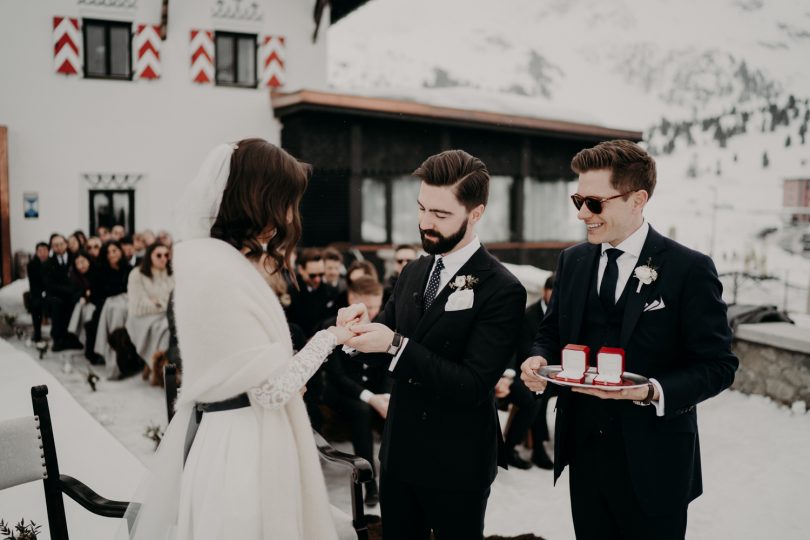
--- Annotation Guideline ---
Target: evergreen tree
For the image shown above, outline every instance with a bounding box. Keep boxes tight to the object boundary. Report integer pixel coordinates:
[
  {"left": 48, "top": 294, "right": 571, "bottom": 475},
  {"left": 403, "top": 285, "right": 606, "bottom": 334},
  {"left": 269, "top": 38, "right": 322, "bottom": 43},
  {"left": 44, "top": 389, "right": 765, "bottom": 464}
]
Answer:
[{"left": 762, "top": 151, "right": 769, "bottom": 168}]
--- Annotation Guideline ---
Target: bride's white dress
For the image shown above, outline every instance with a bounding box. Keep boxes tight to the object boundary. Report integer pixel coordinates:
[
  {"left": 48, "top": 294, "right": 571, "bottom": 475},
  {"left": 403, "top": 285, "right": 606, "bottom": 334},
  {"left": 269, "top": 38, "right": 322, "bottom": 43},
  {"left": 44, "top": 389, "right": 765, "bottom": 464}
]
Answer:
[{"left": 126, "top": 237, "right": 341, "bottom": 540}]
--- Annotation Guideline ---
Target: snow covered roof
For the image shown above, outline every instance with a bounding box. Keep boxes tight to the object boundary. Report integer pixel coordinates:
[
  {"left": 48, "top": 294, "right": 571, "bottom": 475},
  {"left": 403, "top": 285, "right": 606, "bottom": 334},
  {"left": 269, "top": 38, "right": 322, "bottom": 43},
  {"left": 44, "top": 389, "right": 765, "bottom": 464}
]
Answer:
[{"left": 271, "top": 88, "right": 643, "bottom": 140}]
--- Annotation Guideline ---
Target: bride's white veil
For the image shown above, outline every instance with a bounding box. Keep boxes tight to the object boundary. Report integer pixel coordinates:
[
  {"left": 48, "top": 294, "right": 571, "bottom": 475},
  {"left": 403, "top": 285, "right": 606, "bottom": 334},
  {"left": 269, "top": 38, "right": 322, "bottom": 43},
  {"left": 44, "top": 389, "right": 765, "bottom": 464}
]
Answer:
[
  {"left": 117, "top": 143, "right": 236, "bottom": 540},
  {"left": 174, "top": 143, "right": 237, "bottom": 242}
]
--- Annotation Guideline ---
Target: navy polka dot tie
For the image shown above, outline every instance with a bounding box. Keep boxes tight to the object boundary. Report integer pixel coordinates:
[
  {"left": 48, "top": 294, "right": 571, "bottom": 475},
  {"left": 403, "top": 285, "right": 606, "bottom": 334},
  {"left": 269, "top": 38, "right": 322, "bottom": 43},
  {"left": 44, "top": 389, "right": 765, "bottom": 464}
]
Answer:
[{"left": 423, "top": 257, "right": 445, "bottom": 311}]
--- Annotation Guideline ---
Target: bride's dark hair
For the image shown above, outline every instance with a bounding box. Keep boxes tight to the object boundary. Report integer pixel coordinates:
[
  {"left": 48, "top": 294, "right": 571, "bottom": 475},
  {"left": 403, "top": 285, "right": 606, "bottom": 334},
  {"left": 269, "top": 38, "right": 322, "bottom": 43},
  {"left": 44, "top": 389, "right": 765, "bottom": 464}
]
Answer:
[{"left": 210, "top": 138, "right": 309, "bottom": 278}]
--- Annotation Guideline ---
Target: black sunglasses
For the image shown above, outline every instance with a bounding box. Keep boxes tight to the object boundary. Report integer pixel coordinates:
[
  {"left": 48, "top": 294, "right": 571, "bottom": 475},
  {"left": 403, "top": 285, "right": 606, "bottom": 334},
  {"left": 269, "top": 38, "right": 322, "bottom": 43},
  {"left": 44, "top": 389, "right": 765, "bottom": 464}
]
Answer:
[
  {"left": 396, "top": 258, "right": 413, "bottom": 265},
  {"left": 570, "top": 192, "right": 632, "bottom": 214},
  {"left": 308, "top": 272, "right": 325, "bottom": 279}
]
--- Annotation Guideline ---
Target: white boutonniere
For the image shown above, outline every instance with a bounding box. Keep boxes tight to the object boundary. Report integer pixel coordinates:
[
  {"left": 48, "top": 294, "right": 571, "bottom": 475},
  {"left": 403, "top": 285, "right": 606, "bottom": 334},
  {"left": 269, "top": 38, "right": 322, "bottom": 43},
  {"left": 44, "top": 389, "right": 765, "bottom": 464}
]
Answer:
[
  {"left": 450, "top": 275, "right": 479, "bottom": 291},
  {"left": 446, "top": 275, "right": 478, "bottom": 311},
  {"left": 633, "top": 258, "right": 658, "bottom": 293}
]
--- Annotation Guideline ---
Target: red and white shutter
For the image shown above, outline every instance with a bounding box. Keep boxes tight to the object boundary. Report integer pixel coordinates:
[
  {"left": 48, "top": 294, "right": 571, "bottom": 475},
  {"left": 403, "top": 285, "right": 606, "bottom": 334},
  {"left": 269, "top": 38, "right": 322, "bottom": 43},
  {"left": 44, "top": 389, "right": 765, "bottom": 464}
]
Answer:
[
  {"left": 190, "top": 29, "right": 214, "bottom": 84},
  {"left": 53, "top": 17, "right": 81, "bottom": 76},
  {"left": 134, "top": 24, "right": 161, "bottom": 80},
  {"left": 260, "top": 35, "right": 285, "bottom": 88}
]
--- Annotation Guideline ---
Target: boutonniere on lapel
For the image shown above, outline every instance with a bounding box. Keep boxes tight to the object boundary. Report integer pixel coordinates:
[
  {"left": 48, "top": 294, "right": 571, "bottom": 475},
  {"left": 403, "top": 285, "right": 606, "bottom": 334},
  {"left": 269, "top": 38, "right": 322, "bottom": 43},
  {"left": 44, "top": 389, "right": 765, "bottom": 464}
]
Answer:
[
  {"left": 445, "top": 275, "right": 478, "bottom": 311},
  {"left": 633, "top": 258, "right": 658, "bottom": 293}
]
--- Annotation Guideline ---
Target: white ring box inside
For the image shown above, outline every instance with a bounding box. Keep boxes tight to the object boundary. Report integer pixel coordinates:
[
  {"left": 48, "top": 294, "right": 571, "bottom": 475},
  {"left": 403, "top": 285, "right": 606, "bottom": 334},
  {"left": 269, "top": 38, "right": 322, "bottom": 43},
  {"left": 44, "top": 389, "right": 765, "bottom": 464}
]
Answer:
[
  {"left": 593, "top": 347, "right": 625, "bottom": 386},
  {"left": 556, "top": 344, "right": 590, "bottom": 383}
]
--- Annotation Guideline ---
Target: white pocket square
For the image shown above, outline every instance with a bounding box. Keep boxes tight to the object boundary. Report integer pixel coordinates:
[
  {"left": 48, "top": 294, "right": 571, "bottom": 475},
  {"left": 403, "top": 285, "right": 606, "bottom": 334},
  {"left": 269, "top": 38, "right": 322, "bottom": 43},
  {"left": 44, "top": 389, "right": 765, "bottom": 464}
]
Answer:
[
  {"left": 445, "top": 289, "right": 474, "bottom": 311},
  {"left": 643, "top": 298, "right": 666, "bottom": 312}
]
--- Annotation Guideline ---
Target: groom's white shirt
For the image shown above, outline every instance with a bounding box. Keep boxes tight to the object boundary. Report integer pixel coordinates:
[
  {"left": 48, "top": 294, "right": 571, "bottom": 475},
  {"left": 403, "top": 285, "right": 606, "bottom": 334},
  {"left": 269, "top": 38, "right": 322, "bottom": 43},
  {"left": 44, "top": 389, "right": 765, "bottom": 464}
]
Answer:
[
  {"left": 387, "top": 236, "right": 481, "bottom": 373},
  {"left": 597, "top": 220, "right": 664, "bottom": 416}
]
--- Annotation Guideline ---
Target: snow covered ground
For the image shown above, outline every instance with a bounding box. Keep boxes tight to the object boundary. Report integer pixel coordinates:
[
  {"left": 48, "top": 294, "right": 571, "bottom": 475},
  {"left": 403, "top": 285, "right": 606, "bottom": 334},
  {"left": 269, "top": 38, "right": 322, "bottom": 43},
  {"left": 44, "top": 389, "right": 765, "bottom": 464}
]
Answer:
[{"left": 2, "top": 338, "right": 809, "bottom": 539}]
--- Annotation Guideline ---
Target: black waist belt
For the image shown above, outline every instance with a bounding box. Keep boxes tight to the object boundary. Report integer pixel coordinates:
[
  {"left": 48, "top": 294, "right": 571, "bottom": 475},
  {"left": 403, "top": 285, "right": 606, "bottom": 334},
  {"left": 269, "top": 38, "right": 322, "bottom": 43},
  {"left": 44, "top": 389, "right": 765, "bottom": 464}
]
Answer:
[{"left": 183, "top": 392, "right": 251, "bottom": 466}]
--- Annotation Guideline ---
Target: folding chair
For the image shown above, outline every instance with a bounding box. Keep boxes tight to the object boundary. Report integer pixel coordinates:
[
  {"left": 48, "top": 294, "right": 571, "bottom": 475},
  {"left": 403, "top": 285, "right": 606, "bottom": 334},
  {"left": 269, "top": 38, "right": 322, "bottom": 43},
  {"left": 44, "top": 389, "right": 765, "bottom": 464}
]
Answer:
[{"left": 0, "top": 386, "right": 131, "bottom": 539}]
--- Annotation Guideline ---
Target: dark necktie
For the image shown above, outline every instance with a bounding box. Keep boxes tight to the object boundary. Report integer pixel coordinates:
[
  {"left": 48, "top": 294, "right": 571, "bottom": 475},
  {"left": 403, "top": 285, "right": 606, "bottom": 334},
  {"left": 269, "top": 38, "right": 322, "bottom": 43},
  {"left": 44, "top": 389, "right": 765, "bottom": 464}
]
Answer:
[
  {"left": 423, "top": 257, "right": 445, "bottom": 311},
  {"left": 599, "top": 248, "right": 624, "bottom": 307}
]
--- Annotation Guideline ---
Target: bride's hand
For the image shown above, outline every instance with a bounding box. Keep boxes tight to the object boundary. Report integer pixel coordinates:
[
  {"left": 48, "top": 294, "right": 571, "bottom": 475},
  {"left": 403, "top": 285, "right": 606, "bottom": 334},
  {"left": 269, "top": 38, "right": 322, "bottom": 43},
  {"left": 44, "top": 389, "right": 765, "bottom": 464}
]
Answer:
[{"left": 326, "top": 325, "right": 355, "bottom": 345}]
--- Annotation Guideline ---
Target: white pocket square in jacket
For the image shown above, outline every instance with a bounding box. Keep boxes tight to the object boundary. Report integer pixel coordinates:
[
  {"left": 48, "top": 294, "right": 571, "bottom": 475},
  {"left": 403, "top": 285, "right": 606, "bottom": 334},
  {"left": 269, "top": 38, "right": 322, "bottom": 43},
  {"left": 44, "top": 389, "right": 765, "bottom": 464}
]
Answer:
[
  {"left": 643, "top": 298, "right": 666, "bottom": 312},
  {"left": 445, "top": 289, "right": 474, "bottom": 311}
]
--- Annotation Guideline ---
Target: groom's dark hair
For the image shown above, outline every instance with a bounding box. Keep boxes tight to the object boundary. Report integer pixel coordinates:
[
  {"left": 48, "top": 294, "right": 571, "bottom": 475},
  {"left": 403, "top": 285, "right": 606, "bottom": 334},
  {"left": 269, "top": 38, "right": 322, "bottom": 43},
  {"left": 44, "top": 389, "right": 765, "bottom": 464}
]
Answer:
[
  {"left": 211, "top": 138, "right": 310, "bottom": 280},
  {"left": 571, "top": 139, "right": 657, "bottom": 199},
  {"left": 413, "top": 150, "right": 489, "bottom": 210}
]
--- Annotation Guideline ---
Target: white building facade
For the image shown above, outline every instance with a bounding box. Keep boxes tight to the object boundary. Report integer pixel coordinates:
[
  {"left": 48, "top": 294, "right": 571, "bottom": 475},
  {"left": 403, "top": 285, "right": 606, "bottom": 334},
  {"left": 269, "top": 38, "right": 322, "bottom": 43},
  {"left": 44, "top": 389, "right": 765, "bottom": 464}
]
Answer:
[{"left": 0, "top": 0, "right": 329, "bottom": 255}]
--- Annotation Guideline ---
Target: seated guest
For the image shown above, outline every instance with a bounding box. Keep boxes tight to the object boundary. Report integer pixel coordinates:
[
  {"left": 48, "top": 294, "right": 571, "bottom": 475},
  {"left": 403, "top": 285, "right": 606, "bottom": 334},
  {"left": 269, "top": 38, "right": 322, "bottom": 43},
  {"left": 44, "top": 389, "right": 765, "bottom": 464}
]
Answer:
[
  {"left": 126, "top": 242, "right": 175, "bottom": 370},
  {"left": 96, "top": 226, "right": 111, "bottom": 242},
  {"left": 157, "top": 229, "right": 173, "bottom": 249},
  {"left": 141, "top": 229, "right": 157, "bottom": 247},
  {"left": 67, "top": 251, "right": 102, "bottom": 361},
  {"left": 26, "top": 242, "right": 50, "bottom": 344},
  {"left": 72, "top": 229, "right": 88, "bottom": 249},
  {"left": 133, "top": 232, "right": 147, "bottom": 260},
  {"left": 323, "top": 246, "right": 346, "bottom": 293},
  {"left": 323, "top": 275, "right": 389, "bottom": 506},
  {"left": 334, "top": 259, "right": 380, "bottom": 311},
  {"left": 86, "top": 236, "right": 102, "bottom": 261},
  {"left": 111, "top": 224, "right": 126, "bottom": 241},
  {"left": 347, "top": 259, "right": 379, "bottom": 284},
  {"left": 67, "top": 233, "right": 83, "bottom": 259},
  {"left": 43, "top": 234, "right": 82, "bottom": 351},
  {"left": 383, "top": 244, "right": 418, "bottom": 303},
  {"left": 97, "top": 240, "right": 131, "bottom": 300},
  {"left": 90, "top": 240, "right": 133, "bottom": 368},
  {"left": 287, "top": 247, "right": 338, "bottom": 338},
  {"left": 121, "top": 235, "right": 138, "bottom": 267},
  {"left": 497, "top": 298, "right": 553, "bottom": 469}
]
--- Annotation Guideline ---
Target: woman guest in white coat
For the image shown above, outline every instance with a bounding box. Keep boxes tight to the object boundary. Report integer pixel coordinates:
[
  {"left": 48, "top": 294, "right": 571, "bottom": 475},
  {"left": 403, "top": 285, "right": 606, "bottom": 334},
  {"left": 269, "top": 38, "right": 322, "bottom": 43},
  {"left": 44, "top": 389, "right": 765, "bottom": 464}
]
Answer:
[
  {"left": 125, "top": 139, "right": 355, "bottom": 540},
  {"left": 125, "top": 242, "right": 175, "bottom": 365}
]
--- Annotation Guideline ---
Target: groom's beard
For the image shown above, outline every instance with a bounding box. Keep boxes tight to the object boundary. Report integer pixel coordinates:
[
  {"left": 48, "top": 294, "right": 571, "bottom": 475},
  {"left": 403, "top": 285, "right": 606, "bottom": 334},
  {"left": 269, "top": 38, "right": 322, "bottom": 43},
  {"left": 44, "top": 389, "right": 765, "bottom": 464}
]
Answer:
[{"left": 420, "top": 219, "right": 468, "bottom": 255}]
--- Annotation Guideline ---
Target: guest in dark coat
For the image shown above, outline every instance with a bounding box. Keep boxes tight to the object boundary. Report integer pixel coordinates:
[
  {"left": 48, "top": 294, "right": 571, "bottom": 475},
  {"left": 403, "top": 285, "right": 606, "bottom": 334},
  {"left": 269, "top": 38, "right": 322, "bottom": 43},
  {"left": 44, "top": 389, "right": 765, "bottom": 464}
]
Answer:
[
  {"left": 43, "top": 234, "right": 81, "bottom": 351},
  {"left": 26, "top": 242, "right": 50, "bottom": 343}
]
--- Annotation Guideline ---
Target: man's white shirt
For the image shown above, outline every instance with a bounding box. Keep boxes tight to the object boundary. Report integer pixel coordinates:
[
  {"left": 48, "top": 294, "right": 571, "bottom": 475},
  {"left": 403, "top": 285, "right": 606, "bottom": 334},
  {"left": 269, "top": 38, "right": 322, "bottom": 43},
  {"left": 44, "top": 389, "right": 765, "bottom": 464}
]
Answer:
[{"left": 388, "top": 236, "right": 481, "bottom": 372}]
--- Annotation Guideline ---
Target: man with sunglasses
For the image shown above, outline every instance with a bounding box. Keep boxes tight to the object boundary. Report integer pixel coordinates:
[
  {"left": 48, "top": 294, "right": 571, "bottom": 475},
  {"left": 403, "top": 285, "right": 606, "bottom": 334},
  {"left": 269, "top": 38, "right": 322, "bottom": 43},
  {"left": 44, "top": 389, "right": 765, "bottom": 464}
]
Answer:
[{"left": 521, "top": 139, "right": 738, "bottom": 539}]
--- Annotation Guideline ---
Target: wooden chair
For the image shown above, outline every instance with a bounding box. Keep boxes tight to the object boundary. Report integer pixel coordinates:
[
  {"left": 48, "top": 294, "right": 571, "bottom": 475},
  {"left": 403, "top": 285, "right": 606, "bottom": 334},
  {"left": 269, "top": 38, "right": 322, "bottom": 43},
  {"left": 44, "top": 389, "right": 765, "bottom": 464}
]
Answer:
[
  {"left": 0, "top": 385, "right": 132, "bottom": 539},
  {"left": 163, "top": 364, "right": 377, "bottom": 539}
]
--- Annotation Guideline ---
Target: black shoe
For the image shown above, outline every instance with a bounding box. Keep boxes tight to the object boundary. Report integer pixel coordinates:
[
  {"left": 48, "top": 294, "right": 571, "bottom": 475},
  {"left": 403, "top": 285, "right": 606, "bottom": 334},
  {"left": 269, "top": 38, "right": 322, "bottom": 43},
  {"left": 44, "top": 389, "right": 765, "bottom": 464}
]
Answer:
[
  {"left": 531, "top": 449, "right": 554, "bottom": 470},
  {"left": 364, "top": 481, "right": 379, "bottom": 507},
  {"left": 506, "top": 449, "right": 533, "bottom": 470},
  {"left": 51, "top": 339, "right": 67, "bottom": 352}
]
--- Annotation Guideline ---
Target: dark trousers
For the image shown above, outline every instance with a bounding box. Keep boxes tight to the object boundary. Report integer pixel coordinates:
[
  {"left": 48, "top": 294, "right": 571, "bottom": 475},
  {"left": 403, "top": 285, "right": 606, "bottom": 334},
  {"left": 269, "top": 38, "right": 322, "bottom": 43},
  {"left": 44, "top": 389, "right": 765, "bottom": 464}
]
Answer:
[
  {"left": 324, "top": 388, "right": 378, "bottom": 477},
  {"left": 30, "top": 300, "right": 44, "bottom": 342},
  {"left": 380, "top": 470, "right": 490, "bottom": 540},
  {"left": 503, "top": 375, "right": 549, "bottom": 450},
  {"left": 45, "top": 296, "right": 72, "bottom": 341},
  {"left": 569, "top": 430, "right": 688, "bottom": 540}
]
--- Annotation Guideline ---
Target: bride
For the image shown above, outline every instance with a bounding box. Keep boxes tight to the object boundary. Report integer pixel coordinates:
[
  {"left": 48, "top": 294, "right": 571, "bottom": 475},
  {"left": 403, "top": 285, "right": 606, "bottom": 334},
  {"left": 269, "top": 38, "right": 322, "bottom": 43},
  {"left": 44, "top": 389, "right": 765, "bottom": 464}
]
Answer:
[{"left": 125, "top": 139, "right": 354, "bottom": 539}]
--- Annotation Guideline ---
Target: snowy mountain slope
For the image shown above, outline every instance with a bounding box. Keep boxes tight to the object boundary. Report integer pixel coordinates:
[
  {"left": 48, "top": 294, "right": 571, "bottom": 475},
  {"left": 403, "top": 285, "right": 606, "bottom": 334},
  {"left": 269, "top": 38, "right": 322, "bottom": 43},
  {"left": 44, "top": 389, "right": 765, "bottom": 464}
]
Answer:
[{"left": 328, "top": 0, "right": 810, "bottom": 128}]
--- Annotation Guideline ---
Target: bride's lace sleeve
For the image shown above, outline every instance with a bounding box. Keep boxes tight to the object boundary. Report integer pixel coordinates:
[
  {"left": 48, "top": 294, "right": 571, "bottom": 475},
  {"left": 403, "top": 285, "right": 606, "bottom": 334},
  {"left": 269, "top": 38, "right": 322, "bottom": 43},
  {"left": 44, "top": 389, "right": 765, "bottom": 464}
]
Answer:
[{"left": 249, "top": 330, "right": 338, "bottom": 410}]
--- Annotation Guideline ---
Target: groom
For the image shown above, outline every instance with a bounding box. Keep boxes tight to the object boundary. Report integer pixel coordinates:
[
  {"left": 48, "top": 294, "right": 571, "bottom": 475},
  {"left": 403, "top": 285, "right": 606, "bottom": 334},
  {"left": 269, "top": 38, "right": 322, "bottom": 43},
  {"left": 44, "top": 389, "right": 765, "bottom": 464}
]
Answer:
[
  {"left": 521, "top": 140, "right": 738, "bottom": 539},
  {"left": 342, "top": 150, "right": 526, "bottom": 540}
]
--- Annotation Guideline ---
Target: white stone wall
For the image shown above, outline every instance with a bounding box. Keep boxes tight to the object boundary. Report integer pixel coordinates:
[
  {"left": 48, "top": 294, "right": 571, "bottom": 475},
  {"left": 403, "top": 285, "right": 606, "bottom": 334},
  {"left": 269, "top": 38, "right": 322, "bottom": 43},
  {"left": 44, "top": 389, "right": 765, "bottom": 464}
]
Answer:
[{"left": 0, "top": 0, "right": 328, "bottom": 252}]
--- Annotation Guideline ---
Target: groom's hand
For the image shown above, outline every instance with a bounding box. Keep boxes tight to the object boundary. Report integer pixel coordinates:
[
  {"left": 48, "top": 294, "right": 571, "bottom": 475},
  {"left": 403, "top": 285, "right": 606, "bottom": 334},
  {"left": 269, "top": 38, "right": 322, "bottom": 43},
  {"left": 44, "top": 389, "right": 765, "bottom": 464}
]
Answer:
[
  {"left": 337, "top": 304, "right": 370, "bottom": 328},
  {"left": 345, "top": 323, "right": 395, "bottom": 353},
  {"left": 521, "top": 356, "right": 549, "bottom": 393}
]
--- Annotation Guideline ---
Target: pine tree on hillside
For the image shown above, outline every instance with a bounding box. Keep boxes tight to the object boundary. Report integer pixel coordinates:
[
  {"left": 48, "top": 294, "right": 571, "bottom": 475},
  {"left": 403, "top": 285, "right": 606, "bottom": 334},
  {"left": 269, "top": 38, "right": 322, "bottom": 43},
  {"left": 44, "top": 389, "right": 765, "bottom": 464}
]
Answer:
[{"left": 762, "top": 151, "right": 769, "bottom": 168}]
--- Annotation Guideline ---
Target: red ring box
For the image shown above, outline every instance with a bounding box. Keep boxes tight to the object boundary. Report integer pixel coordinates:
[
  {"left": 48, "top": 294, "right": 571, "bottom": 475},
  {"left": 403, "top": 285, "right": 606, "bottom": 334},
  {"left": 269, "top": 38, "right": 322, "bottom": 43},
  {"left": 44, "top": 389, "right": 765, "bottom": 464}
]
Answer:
[
  {"left": 593, "top": 347, "right": 625, "bottom": 386},
  {"left": 556, "top": 344, "right": 590, "bottom": 383}
]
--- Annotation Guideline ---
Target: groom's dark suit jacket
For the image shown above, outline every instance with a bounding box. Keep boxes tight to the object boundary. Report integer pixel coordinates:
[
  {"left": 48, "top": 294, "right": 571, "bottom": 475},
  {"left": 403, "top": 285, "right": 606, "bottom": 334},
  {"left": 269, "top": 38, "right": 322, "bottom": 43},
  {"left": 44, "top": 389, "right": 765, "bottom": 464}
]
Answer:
[
  {"left": 531, "top": 226, "right": 738, "bottom": 515},
  {"left": 365, "top": 245, "right": 526, "bottom": 491}
]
